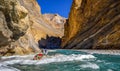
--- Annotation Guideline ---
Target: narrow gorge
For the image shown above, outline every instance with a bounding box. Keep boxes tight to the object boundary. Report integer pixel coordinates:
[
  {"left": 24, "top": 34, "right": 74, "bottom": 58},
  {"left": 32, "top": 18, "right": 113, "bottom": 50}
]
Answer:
[
  {"left": 0, "top": 0, "right": 120, "bottom": 71},
  {"left": 0, "top": 0, "right": 120, "bottom": 56}
]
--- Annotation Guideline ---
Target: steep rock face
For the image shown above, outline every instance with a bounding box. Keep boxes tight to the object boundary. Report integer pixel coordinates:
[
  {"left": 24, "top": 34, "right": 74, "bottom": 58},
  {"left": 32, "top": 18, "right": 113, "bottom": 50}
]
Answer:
[
  {"left": 0, "top": 0, "right": 40, "bottom": 55},
  {"left": 62, "top": 0, "right": 120, "bottom": 49},
  {"left": 0, "top": 0, "right": 29, "bottom": 46},
  {"left": 43, "top": 14, "right": 66, "bottom": 36},
  {"left": 0, "top": 0, "right": 62, "bottom": 56}
]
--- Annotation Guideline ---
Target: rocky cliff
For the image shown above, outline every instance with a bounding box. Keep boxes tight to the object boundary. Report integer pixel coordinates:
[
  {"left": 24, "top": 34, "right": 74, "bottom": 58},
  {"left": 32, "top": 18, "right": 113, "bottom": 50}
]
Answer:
[
  {"left": 62, "top": 0, "right": 120, "bottom": 49},
  {"left": 43, "top": 14, "right": 66, "bottom": 36},
  {"left": 0, "top": 0, "right": 63, "bottom": 56}
]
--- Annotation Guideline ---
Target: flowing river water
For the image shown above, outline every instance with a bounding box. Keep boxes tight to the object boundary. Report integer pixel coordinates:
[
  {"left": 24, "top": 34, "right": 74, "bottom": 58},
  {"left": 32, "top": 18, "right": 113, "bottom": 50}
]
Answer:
[{"left": 0, "top": 49, "right": 120, "bottom": 71}]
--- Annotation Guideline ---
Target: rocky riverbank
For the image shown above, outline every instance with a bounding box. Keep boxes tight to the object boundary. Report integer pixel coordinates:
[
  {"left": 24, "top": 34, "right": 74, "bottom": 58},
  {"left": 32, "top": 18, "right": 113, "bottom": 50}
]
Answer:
[{"left": 78, "top": 50, "right": 120, "bottom": 55}]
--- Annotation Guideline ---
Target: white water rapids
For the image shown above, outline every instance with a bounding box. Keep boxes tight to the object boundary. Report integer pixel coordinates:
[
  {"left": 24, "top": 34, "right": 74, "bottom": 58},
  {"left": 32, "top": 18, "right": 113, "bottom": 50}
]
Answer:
[{"left": 0, "top": 53, "right": 96, "bottom": 71}]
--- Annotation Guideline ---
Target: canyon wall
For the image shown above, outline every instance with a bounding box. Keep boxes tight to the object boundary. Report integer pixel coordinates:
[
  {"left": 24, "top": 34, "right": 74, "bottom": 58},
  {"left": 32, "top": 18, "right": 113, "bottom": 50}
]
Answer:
[
  {"left": 0, "top": 0, "right": 64, "bottom": 56},
  {"left": 43, "top": 14, "right": 66, "bottom": 36},
  {"left": 62, "top": 0, "right": 120, "bottom": 49}
]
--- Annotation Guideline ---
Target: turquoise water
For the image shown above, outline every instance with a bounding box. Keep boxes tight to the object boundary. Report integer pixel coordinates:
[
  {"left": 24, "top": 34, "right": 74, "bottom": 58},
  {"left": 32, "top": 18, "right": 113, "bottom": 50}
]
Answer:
[{"left": 0, "top": 50, "right": 120, "bottom": 71}]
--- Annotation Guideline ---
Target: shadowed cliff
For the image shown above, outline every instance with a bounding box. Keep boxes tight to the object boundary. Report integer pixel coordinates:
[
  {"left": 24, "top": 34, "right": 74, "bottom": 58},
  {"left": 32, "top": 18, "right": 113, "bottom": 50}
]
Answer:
[
  {"left": 62, "top": 0, "right": 120, "bottom": 49},
  {"left": 38, "top": 35, "right": 61, "bottom": 49}
]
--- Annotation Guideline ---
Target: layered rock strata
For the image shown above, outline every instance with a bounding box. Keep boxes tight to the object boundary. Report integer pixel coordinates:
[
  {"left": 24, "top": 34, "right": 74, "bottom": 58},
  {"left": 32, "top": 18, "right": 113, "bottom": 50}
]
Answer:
[{"left": 62, "top": 0, "right": 120, "bottom": 49}]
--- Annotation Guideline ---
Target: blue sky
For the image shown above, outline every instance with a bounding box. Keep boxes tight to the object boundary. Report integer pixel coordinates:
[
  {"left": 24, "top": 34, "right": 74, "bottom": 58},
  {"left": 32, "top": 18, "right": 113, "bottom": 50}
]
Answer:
[{"left": 37, "top": 0, "right": 73, "bottom": 18}]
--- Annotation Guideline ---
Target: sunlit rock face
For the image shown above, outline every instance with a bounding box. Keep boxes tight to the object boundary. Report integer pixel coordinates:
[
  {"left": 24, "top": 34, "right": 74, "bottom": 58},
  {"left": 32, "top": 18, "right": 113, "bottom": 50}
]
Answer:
[
  {"left": 0, "top": 0, "right": 63, "bottom": 56},
  {"left": 0, "top": 0, "right": 29, "bottom": 45},
  {"left": 43, "top": 14, "right": 66, "bottom": 36},
  {"left": 62, "top": 0, "right": 120, "bottom": 49}
]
